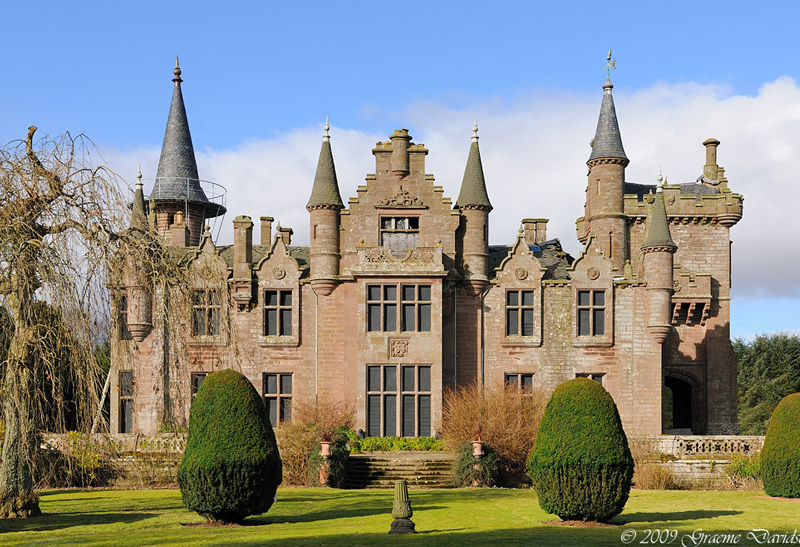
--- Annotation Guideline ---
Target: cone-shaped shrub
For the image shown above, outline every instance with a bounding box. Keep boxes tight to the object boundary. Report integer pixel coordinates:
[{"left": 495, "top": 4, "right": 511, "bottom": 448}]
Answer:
[
  {"left": 527, "top": 378, "right": 633, "bottom": 522},
  {"left": 178, "top": 369, "right": 282, "bottom": 522},
  {"left": 761, "top": 392, "right": 800, "bottom": 497}
]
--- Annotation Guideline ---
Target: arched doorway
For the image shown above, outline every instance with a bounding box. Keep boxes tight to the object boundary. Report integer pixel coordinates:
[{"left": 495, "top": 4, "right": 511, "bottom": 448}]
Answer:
[{"left": 665, "top": 376, "right": 693, "bottom": 432}]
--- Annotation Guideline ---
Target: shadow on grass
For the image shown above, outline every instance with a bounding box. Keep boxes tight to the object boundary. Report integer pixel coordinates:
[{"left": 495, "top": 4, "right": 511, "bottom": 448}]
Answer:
[
  {"left": 615, "top": 509, "right": 742, "bottom": 524},
  {"left": 0, "top": 511, "right": 155, "bottom": 533}
]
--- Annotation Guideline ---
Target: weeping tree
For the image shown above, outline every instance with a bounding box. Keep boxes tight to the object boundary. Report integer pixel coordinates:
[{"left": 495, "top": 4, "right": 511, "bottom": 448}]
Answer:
[{"left": 0, "top": 127, "right": 127, "bottom": 518}]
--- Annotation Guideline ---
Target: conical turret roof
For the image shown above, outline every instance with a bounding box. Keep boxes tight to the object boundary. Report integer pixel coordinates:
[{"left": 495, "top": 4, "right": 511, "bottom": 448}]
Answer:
[
  {"left": 307, "top": 119, "right": 344, "bottom": 209},
  {"left": 150, "top": 59, "right": 225, "bottom": 217},
  {"left": 588, "top": 79, "right": 628, "bottom": 164},
  {"left": 642, "top": 185, "right": 676, "bottom": 250},
  {"left": 455, "top": 122, "right": 492, "bottom": 210},
  {"left": 130, "top": 166, "right": 147, "bottom": 231}
]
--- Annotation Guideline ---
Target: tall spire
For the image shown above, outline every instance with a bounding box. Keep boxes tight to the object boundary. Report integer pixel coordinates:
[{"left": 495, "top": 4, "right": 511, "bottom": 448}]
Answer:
[
  {"left": 130, "top": 165, "right": 147, "bottom": 230},
  {"left": 642, "top": 173, "right": 677, "bottom": 250},
  {"left": 307, "top": 118, "right": 344, "bottom": 209},
  {"left": 587, "top": 63, "right": 628, "bottom": 164},
  {"left": 455, "top": 120, "right": 492, "bottom": 210},
  {"left": 152, "top": 58, "right": 209, "bottom": 204}
]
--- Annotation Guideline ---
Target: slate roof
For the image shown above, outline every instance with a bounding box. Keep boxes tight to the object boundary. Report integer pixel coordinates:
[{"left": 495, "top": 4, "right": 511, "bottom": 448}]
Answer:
[
  {"left": 624, "top": 182, "right": 722, "bottom": 201},
  {"left": 216, "top": 245, "right": 310, "bottom": 276},
  {"left": 150, "top": 64, "right": 226, "bottom": 218},
  {"left": 307, "top": 138, "right": 344, "bottom": 208},
  {"left": 588, "top": 80, "right": 628, "bottom": 163},
  {"left": 489, "top": 240, "right": 573, "bottom": 281},
  {"left": 642, "top": 191, "right": 677, "bottom": 249},
  {"left": 455, "top": 140, "right": 492, "bottom": 210}
]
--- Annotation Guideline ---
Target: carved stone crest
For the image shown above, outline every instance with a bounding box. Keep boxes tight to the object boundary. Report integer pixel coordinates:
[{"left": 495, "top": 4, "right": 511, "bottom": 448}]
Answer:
[
  {"left": 378, "top": 186, "right": 424, "bottom": 207},
  {"left": 390, "top": 339, "right": 409, "bottom": 358},
  {"left": 515, "top": 267, "right": 528, "bottom": 280},
  {"left": 673, "top": 279, "right": 682, "bottom": 292},
  {"left": 273, "top": 267, "right": 286, "bottom": 280},
  {"left": 587, "top": 267, "right": 600, "bottom": 280}
]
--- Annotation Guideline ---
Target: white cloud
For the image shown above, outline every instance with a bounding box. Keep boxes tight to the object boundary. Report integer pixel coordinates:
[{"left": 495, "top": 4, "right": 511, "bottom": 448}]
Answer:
[{"left": 100, "top": 77, "right": 800, "bottom": 303}]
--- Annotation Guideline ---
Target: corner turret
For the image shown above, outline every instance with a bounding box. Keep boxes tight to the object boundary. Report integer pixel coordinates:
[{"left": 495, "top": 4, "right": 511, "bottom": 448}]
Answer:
[
  {"left": 642, "top": 175, "right": 677, "bottom": 343},
  {"left": 307, "top": 118, "right": 344, "bottom": 296},
  {"left": 455, "top": 121, "right": 492, "bottom": 295}
]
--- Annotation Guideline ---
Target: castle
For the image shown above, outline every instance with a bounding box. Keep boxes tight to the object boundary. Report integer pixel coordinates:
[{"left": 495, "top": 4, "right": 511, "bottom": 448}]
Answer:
[{"left": 110, "top": 63, "right": 743, "bottom": 437}]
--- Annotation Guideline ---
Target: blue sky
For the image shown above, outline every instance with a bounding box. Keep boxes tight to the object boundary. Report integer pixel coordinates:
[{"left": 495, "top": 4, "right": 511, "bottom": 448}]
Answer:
[{"left": 3, "top": 0, "right": 800, "bottom": 339}]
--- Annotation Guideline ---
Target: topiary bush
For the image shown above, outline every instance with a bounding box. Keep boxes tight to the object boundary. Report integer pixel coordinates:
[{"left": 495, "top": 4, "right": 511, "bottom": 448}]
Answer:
[
  {"left": 177, "top": 369, "right": 282, "bottom": 523},
  {"left": 527, "top": 378, "right": 633, "bottom": 522},
  {"left": 761, "top": 392, "right": 800, "bottom": 497}
]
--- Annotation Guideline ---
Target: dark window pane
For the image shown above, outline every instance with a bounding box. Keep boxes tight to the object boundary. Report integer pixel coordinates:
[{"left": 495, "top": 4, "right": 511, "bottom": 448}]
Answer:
[
  {"left": 419, "top": 285, "right": 431, "bottom": 301},
  {"left": 265, "top": 291, "right": 278, "bottom": 306},
  {"left": 266, "top": 309, "right": 277, "bottom": 335},
  {"left": 381, "top": 218, "right": 393, "bottom": 229},
  {"left": 593, "top": 291, "right": 605, "bottom": 307},
  {"left": 418, "top": 366, "right": 431, "bottom": 392},
  {"left": 578, "top": 309, "right": 591, "bottom": 336},
  {"left": 368, "top": 395, "right": 381, "bottom": 436},
  {"left": 209, "top": 309, "right": 220, "bottom": 336},
  {"left": 402, "top": 304, "right": 415, "bottom": 331},
  {"left": 403, "top": 367, "right": 415, "bottom": 391},
  {"left": 384, "top": 285, "right": 397, "bottom": 301},
  {"left": 280, "top": 374, "right": 292, "bottom": 394},
  {"left": 419, "top": 395, "right": 431, "bottom": 437},
  {"left": 384, "top": 304, "right": 397, "bottom": 331},
  {"left": 408, "top": 217, "right": 419, "bottom": 229},
  {"left": 593, "top": 374, "right": 604, "bottom": 386},
  {"left": 120, "top": 400, "right": 133, "bottom": 433},
  {"left": 120, "top": 372, "right": 133, "bottom": 397},
  {"left": 368, "top": 304, "right": 381, "bottom": 331},
  {"left": 280, "top": 309, "right": 292, "bottom": 335},
  {"left": 522, "top": 374, "right": 534, "bottom": 388},
  {"left": 506, "top": 291, "right": 519, "bottom": 306},
  {"left": 209, "top": 290, "right": 221, "bottom": 306},
  {"left": 522, "top": 290, "right": 534, "bottom": 307},
  {"left": 280, "top": 398, "right": 292, "bottom": 422},
  {"left": 419, "top": 304, "right": 431, "bottom": 331},
  {"left": 402, "top": 285, "right": 415, "bottom": 301},
  {"left": 384, "top": 395, "right": 396, "bottom": 437},
  {"left": 368, "top": 285, "right": 381, "bottom": 301},
  {"left": 505, "top": 374, "right": 518, "bottom": 386},
  {"left": 594, "top": 309, "right": 605, "bottom": 335},
  {"left": 194, "top": 310, "right": 206, "bottom": 337},
  {"left": 402, "top": 395, "right": 415, "bottom": 437},
  {"left": 266, "top": 398, "right": 278, "bottom": 426},
  {"left": 192, "top": 374, "right": 206, "bottom": 395},
  {"left": 578, "top": 291, "right": 590, "bottom": 307},
  {"left": 280, "top": 291, "right": 292, "bottom": 306},
  {"left": 522, "top": 309, "right": 534, "bottom": 336},
  {"left": 368, "top": 366, "right": 381, "bottom": 392},
  {"left": 265, "top": 374, "right": 278, "bottom": 395},
  {"left": 384, "top": 366, "right": 397, "bottom": 391},
  {"left": 507, "top": 309, "right": 519, "bottom": 336}
]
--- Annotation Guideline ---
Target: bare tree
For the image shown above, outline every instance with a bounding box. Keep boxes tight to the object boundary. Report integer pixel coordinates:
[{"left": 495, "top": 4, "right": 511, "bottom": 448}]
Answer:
[{"left": 0, "top": 127, "right": 125, "bottom": 517}]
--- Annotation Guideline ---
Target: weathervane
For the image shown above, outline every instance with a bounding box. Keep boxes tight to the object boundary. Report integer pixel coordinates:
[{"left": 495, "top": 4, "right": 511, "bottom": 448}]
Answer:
[{"left": 602, "top": 48, "right": 616, "bottom": 79}]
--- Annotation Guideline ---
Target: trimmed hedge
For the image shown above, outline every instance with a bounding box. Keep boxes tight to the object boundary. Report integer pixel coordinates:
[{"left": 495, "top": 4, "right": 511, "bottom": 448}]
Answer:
[
  {"left": 761, "top": 392, "right": 800, "bottom": 497},
  {"left": 348, "top": 436, "right": 444, "bottom": 453},
  {"left": 527, "top": 378, "right": 633, "bottom": 522},
  {"left": 177, "top": 369, "right": 282, "bottom": 522}
]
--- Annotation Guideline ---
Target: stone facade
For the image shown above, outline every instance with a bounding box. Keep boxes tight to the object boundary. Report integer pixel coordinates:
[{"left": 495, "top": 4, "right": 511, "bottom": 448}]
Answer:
[{"left": 109, "top": 71, "right": 743, "bottom": 437}]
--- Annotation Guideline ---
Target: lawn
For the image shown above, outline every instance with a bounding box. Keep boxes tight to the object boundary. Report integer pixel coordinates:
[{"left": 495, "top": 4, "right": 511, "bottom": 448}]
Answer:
[{"left": 0, "top": 488, "right": 797, "bottom": 546}]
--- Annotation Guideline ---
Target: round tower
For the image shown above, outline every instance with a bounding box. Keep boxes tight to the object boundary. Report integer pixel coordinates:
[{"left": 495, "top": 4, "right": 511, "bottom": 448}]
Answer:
[
  {"left": 642, "top": 175, "right": 677, "bottom": 343},
  {"left": 150, "top": 58, "right": 226, "bottom": 246},
  {"left": 455, "top": 121, "right": 492, "bottom": 295},
  {"left": 585, "top": 78, "right": 629, "bottom": 272},
  {"left": 306, "top": 119, "right": 344, "bottom": 296}
]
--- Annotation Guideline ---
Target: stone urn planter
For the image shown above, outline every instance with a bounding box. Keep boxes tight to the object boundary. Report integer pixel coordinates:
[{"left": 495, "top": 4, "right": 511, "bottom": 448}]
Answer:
[
  {"left": 471, "top": 440, "right": 484, "bottom": 458},
  {"left": 319, "top": 441, "right": 332, "bottom": 457}
]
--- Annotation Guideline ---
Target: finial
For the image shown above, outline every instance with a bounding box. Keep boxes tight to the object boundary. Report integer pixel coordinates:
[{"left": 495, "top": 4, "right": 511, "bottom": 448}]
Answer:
[
  {"left": 472, "top": 118, "right": 479, "bottom": 143},
  {"left": 173, "top": 55, "right": 183, "bottom": 84},
  {"left": 323, "top": 116, "right": 330, "bottom": 142},
  {"left": 657, "top": 167, "right": 664, "bottom": 192},
  {"left": 602, "top": 48, "right": 616, "bottom": 90},
  {"left": 136, "top": 164, "right": 143, "bottom": 188}
]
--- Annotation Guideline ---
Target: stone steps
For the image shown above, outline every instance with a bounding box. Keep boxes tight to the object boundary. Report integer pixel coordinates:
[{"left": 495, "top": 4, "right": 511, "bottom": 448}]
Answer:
[{"left": 344, "top": 452, "right": 455, "bottom": 489}]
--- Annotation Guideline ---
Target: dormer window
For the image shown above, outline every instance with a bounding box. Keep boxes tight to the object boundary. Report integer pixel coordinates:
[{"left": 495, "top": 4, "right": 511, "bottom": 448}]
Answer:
[{"left": 380, "top": 216, "right": 419, "bottom": 254}]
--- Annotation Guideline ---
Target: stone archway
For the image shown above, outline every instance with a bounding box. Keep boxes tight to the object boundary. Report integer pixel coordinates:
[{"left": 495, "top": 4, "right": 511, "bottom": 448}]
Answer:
[{"left": 664, "top": 371, "right": 705, "bottom": 434}]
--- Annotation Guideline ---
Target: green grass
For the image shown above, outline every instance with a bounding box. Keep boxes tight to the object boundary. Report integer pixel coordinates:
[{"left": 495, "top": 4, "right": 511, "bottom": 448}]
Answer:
[{"left": 0, "top": 488, "right": 796, "bottom": 546}]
